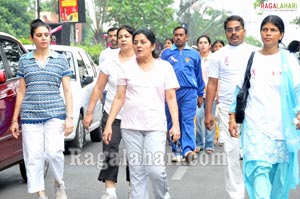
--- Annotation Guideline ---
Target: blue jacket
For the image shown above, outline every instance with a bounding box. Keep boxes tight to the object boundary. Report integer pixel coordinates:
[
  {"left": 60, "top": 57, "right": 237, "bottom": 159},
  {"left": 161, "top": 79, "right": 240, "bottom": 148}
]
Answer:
[{"left": 161, "top": 44, "right": 205, "bottom": 97}]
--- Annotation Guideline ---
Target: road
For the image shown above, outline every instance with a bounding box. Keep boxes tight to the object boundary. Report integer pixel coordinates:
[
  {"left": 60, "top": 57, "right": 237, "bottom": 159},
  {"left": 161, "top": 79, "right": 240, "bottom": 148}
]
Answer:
[{"left": 1, "top": 136, "right": 300, "bottom": 199}]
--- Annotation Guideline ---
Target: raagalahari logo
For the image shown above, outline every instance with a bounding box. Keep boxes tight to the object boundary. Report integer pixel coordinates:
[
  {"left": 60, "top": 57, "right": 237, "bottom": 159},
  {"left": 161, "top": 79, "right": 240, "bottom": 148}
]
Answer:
[{"left": 260, "top": 1, "right": 298, "bottom": 11}]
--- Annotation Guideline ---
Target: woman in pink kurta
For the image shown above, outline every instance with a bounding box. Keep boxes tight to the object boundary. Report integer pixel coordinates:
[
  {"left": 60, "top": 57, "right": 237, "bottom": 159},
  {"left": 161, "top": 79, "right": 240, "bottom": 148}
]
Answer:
[{"left": 103, "top": 29, "right": 180, "bottom": 199}]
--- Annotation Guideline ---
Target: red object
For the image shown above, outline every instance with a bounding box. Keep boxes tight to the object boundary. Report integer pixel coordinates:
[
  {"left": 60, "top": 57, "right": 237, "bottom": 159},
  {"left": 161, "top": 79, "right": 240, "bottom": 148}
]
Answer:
[{"left": 50, "top": 25, "right": 62, "bottom": 34}]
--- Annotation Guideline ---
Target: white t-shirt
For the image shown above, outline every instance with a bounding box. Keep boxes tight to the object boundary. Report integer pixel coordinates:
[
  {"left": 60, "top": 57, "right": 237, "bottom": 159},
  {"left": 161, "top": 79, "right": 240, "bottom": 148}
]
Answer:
[
  {"left": 100, "top": 56, "right": 135, "bottom": 119},
  {"left": 241, "top": 50, "right": 300, "bottom": 139},
  {"left": 98, "top": 47, "right": 120, "bottom": 71},
  {"left": 201, "top": 52, "right": 212, "bottom": 98},
  {"left": 208, "top": 42, "right": 257, "bottom": 108},
  {"left": 118, "top": 59, "right": 180, "bottom": 131}
]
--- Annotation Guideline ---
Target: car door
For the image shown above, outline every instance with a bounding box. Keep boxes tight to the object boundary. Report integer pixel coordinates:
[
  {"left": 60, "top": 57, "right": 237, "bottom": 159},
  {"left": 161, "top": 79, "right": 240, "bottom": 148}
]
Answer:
[
  {"left": 0, "top": 35, "right": 26, "bottom": 170},
  {"left": 77, "top": 50, "right": 102, "bottom": 130}
]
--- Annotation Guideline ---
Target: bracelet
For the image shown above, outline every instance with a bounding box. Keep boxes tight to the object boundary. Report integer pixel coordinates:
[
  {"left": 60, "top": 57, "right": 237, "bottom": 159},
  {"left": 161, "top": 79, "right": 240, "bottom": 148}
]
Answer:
[
  {"left": 11, "top": 120, "right": 18, "bottom": 123},
  {"left": 228, "top": 118, "right": 235, "bottom": 124}
]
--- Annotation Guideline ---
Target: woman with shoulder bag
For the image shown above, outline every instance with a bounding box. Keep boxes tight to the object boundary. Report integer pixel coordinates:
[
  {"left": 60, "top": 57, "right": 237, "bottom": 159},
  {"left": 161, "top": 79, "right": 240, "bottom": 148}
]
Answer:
[{"left": 228, "top": 15, "right": 300, "bottom": 199}]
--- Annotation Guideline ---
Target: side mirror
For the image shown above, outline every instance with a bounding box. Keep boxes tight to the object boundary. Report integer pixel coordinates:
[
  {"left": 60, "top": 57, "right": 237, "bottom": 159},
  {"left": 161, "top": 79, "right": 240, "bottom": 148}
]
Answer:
[
  {"left": 81, "top": 75, "right": 93, "bottom": 86},
  {"left": 0, "top": 70, "right": 7, "bottom": 84}
]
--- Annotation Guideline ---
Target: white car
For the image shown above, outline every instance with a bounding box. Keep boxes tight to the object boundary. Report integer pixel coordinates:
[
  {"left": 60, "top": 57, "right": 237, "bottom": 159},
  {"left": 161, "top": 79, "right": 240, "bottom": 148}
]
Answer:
[{"left": 25, "top": 45, "right": 103, "bottom": 152}]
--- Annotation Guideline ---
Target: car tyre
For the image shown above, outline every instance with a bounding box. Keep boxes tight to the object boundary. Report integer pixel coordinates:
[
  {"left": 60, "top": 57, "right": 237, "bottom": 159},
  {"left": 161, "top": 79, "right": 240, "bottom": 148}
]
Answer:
[{"left": 67, "top": 114, "right": 86, "bottom": 153}]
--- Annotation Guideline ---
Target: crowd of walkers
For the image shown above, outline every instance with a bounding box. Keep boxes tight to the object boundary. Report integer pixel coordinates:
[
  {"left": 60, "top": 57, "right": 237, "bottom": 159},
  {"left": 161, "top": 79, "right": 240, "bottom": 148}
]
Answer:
[{"left": 9, "top": 13, "right": 300, "bottom": 199}]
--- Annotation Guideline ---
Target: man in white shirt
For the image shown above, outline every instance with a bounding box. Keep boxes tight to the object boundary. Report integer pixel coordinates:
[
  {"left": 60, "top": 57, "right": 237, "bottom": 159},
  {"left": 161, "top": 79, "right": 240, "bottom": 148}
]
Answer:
[
  {"left": 98, "top": 27, "right": 120, "bottom": 70},
  {"left": 205, "top": 15, "right": 257, "bottom": 199},
  {"left": 98, "top": 27, "right": 120, "bottom": 104}
]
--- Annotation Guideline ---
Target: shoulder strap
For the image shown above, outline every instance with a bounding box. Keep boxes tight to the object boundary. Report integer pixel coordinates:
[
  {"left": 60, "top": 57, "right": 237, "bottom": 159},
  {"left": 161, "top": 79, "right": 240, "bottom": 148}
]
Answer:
[{"left": 244, "top": 51, "right": 255, "bottom": 88}]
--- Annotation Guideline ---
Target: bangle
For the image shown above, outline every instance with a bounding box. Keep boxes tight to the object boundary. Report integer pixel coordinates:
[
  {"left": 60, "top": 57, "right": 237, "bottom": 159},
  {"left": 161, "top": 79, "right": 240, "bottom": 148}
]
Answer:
[
  {"left": 11, "top": 120, "right": 18, "bottom": 123},
  {"left": 228, "top": 118, "right": 235, "bottom": 124}
]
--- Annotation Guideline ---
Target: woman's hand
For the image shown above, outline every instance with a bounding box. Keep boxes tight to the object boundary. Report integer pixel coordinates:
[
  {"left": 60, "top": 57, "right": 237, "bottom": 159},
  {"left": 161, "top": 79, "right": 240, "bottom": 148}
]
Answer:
[
  {"left": 169, "top": 124, "right": 180, "bottom": 143},
  {"left": 205, "top": 113, "right": 215, "bottom": 131},
  {"left": 102, "top": 125, "right": 112, "bottom": 145},
  {"left": 10, "top": 122, "right": 20, "bottom": 139},
  {"left": 83, "top": 114, "right": 93, "bottom": 129},
  {"left": 64, "top": 117, "right": 74, "bottom": 136},
  {"left": 229, "top": 118, "right": 239, "bottom": 138}
]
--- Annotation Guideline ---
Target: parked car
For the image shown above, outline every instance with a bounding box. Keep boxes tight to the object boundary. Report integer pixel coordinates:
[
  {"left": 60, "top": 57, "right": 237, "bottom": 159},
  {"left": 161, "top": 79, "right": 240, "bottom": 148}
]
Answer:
[
  {"left": 25, "top": 44, "right": 103, "bottom": 153},
  {"left": 0, "top": 32, "right": 30, "bottom": 181}
]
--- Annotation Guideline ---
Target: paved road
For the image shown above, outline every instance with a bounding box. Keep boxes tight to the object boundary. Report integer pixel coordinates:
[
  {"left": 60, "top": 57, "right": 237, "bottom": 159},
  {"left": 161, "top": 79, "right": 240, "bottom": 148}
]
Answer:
[{"left": 1, "top": 136, "right": 300, "bottom": 199}]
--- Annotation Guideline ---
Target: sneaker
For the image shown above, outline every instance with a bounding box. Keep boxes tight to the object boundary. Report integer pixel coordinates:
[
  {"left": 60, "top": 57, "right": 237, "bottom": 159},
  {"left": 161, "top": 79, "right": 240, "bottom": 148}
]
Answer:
[
  {"left": 194, "top": 147, "right": 202, "bottom": 153},
  {"left": 101, "top": 193, "right": 117, "bottom": 199},
  {"left": 185, "top": 151, "right": 196, "bottom": 164},
  {"left": 164, "top": 192, "right": 171, "bottom": 199},
  {"left": 55, "top": 185, "right": 68, "bottom": 199},
  {"left": 171, "top": 153, "right": 182, "bottom": 162},
  {"left": 206, "top": 149, "right": 213, "bottom": 154}
]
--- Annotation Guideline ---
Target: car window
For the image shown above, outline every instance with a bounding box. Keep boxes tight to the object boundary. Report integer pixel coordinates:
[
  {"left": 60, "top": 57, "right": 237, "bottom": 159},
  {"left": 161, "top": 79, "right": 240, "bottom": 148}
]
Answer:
[
  {"left": 79, "top": 51, "right": 96, "bottom": 77},
  {"left": 0, "top": 39, "right": 23, "bottom": 78},
  {"left": 74, "top": 50, "right": 88, "bottom": 79}
]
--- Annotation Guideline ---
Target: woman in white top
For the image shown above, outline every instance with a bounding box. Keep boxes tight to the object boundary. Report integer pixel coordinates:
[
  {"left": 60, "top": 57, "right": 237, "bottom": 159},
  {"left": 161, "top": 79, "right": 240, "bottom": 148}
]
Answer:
[
  {"left": 83, "top": 25, "right": 135, "bottom": 199},
  {"left": 229, "top": 15, "right": 300, "bottom": 199},
  {"left": 102, "top": 29, "right": 180, "bottom": 199},
  {"left": 195, "top": 35, "right": 216, "bottom": 154}
]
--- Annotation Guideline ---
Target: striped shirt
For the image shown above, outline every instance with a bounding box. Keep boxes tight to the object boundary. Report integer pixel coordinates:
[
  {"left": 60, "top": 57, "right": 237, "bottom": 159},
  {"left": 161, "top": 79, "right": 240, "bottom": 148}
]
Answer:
[{"left": 17, "top": 50, "right": 73, "bottom": 124}]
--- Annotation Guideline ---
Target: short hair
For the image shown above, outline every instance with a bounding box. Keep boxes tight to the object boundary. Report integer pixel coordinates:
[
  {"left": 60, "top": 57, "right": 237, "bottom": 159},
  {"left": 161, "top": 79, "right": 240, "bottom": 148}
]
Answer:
[
  {"left": 287, "top": 40, "right": 300, "bottom": 53},
  {"left": 173, "top": 26, "right": 188, "bottom": 35},
  {"left": 196, "top": 35, "right": 211, "bottom": 45},
  {"left": 224, "top": 15, "right": 245, "bottom": 30},
  {"left": 164, "top": 38, "right": 173, "bottom": 43},
  {"left": 133, "top": 29, "right": 158, "bottom": 58},
  {"left": 107, "top": 27, "right": 118, "bottom": 33},
  {"left": 117, "top": 25, "right": 135, "bottom": 38}
]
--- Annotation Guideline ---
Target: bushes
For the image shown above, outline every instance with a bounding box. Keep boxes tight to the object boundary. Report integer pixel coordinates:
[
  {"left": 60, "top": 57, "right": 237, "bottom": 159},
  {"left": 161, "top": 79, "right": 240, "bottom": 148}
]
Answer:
[{"left": 76, "top": 44, "right": 104, "bottom": 65}]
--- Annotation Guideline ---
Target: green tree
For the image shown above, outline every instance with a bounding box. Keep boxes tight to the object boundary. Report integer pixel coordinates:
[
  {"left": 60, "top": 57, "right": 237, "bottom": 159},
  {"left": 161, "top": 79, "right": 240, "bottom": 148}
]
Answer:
[
  {"left": 86, "top": 0, "right": 110, "bottom": 44},
  {"left": 0, "top": 0, "right": 35, "bottom": 38},
  {"left": 175, "top": 0, "right": 228, "bottom": 45},
  {"left": 176, "top": 0, "right": 262, "bottom": 47},
  {"left": 41, "top": 0, "right": 58, "bottom": 14},
  {"left": 105, "top": 0, "right": 178, "bottom": 42}
]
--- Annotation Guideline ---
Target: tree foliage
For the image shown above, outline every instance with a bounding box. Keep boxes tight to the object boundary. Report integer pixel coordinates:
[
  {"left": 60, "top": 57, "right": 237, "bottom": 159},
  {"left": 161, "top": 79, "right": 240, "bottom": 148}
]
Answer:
[
  {"left": 176, "top": 0, "right": 230, "bottom": 45},
  {"left": 105, "top": 0, "right": 178, "bottom": 42},
  {"left": 0, "top": 0, "right": 35, "bottom": 38},
  {"left": 86, "top": 0, "right": 109, "bottom": 44}
]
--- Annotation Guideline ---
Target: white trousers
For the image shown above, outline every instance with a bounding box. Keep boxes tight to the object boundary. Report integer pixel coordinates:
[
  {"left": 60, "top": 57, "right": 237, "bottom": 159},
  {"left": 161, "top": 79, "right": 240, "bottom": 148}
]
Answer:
[
  {"left": 121, "top": 129, "right": 170, "bottom": 199},
  {"left": 22, "top": 118, "right": 65, "bottom": 193},
  {"left": 218, "top": 106, "right": 245, "bottom": 199}
]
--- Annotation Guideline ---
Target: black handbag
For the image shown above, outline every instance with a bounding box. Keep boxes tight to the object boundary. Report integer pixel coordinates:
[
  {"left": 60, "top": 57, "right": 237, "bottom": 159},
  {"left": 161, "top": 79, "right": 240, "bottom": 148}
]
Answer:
[{"left": 235, "top": 52, "right": 255, "bottom": 123}]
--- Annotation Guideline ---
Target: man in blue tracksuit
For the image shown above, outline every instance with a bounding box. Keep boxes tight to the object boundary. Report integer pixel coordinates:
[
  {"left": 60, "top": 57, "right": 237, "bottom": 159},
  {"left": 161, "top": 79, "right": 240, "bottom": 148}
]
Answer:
[{"left": 161, "top": 26, "right": 205, "bottom": 163}]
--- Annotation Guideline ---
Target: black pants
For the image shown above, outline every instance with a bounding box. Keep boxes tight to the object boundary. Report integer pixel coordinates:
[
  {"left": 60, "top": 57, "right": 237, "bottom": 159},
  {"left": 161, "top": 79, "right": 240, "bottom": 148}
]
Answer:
[
  {"left": 98, "top": 111, "right": 122, "bottom": 183},
  {"left": 98, "top": 111, "right": 130, "bottom": 183}
]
